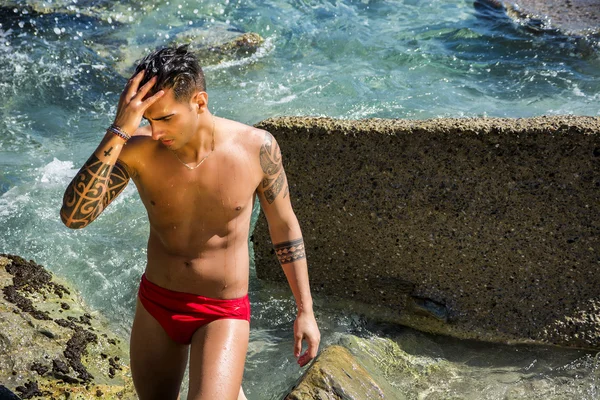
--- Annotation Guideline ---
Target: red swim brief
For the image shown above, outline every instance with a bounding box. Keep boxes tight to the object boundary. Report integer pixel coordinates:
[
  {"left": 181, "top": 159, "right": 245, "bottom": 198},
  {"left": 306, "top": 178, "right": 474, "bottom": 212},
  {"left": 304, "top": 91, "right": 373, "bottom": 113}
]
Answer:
[{"left": 138, "top": 274, "right": 251, "bottom": 345}]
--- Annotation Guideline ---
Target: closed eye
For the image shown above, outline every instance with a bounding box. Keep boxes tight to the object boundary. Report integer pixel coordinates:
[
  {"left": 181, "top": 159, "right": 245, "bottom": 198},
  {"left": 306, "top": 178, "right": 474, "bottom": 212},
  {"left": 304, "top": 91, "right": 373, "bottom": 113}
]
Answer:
[{"left": 143, "top": 113, "right": 175, "bottom": 122}]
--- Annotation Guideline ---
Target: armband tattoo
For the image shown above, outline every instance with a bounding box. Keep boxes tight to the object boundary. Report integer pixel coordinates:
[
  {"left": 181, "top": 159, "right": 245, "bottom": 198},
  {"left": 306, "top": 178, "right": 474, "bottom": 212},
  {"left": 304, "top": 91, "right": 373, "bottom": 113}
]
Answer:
[{"left": 274, "top": 238, "right": 306, "bottom": 265}]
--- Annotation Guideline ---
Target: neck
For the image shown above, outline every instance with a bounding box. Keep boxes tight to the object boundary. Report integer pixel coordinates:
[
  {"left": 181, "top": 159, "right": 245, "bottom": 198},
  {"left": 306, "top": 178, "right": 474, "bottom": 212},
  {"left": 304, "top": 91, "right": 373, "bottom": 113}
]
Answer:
[{"left": 177, "top": 114, "right": 216, "bottom": 161}]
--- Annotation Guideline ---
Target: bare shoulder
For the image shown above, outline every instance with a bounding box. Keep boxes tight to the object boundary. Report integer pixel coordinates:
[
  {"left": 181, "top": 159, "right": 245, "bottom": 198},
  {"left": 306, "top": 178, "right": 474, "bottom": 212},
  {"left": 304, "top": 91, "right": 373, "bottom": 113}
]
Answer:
[
  {"left": 118, "top": 125, "right": 157, "bottom": 176},
  {"left": 227, "top": 122, "right": 284, "bottom": 179},
  {"left": 221, "top": 118, "right": 271, "bottom": 153}
]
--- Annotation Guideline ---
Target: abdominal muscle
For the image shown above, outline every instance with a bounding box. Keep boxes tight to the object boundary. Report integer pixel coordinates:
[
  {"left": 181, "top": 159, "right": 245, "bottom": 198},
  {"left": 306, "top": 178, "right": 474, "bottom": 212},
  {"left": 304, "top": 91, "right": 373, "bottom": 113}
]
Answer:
[{"left": 143, "top": 221, "right": 251, "bottom": 300}]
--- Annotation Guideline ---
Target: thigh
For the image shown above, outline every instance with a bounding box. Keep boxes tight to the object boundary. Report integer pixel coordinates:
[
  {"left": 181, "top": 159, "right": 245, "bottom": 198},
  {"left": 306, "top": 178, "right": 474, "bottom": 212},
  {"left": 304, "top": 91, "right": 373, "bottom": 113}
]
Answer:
[
  {"left": 187, "top": 319, "right": 250, "bottom": 400},
  {"left": 130, "top": 298, "right": 189, "bottom": 400}
]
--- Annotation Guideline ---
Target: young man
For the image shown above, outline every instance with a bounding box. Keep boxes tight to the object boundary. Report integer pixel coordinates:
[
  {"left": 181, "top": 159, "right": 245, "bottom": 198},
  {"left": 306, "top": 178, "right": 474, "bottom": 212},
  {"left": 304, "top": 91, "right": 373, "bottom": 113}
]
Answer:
[{"left": 60, "top": 46, "right": 320, "bottom": 400}]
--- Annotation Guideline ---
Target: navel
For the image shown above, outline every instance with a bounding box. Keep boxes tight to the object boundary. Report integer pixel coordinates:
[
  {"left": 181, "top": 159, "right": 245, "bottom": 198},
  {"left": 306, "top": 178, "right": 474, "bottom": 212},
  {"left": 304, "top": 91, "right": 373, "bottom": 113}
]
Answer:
[{"left": 150, "top": 200, "right": 156, "bottom": 206}]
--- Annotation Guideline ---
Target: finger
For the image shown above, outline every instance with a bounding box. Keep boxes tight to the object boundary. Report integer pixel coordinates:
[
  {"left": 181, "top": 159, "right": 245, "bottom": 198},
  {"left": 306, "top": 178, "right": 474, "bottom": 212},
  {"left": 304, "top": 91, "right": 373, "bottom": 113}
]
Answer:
[
  {"left": 141, "top": 89, "right": 164, "bottom": 108},
  {"left": 298, "top": 338, "right": 319, "bottom": 366},
  {"left": 125, "top": 70, "right": 146, "bottom": 98},
  {"left": 297, "top": 350, "right": 311, "bottom": 367},
  {"left": 307, "top": 338, "right": 319, "bottom": 359},
  {"left": 293, "top": 336, "right": 302, "bottom": 358},
  {"left": 134, "top": 75, "right": 158, "bottom": 100},
  {"left": 131, "top": 69, "right": 146, "bottom": 82}
]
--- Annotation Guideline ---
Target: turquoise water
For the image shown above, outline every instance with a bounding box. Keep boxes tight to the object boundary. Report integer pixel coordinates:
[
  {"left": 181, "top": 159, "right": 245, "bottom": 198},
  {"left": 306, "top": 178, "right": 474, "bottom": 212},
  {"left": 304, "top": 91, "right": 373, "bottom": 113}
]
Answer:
[{"left": 0, "top": 0, "right": 599, "bottom": 398}]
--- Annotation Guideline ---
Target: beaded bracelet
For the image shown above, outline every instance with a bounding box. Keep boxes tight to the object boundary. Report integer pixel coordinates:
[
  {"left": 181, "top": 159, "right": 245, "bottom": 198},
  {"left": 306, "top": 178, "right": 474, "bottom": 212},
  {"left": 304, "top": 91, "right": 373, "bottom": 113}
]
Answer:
[{"left": 108, "top": 124, "right": 131, "bottom": 141}]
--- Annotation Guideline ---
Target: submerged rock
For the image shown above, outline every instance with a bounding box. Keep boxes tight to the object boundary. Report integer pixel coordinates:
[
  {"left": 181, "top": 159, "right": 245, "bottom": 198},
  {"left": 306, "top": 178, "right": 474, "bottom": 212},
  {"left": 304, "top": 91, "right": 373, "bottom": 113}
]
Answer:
[
  {"left": 0, "top": 254, "right": 135, "bottom": 399},
  {"left": 94, "top": 25, "right": 265, "bottom": 78},
  {"left": 172, "top": 28, "right": 264, "bottom": 62},
  {"left": 289, "top": 333, "right": 599, "bottom": 399},
  {"left": 1, "top": 1, "right": 265, "bottom": 78}
]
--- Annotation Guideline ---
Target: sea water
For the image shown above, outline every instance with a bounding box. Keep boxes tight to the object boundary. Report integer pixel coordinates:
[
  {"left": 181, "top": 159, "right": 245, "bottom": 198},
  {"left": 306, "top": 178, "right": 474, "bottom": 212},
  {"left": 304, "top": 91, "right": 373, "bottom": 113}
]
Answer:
[{"left": 0, "top": 0, "right": 598, "bottom": 398}]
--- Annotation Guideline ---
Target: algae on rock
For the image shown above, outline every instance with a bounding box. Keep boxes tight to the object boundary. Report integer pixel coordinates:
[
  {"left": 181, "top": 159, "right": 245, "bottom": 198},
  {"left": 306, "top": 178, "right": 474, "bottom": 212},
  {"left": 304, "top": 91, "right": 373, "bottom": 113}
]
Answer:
[
  {"left": 285, "top": 345, "right": 390, "bottom": 400},
  {"left": 0, "top": 254, "right": 135, "bottom": 399}
]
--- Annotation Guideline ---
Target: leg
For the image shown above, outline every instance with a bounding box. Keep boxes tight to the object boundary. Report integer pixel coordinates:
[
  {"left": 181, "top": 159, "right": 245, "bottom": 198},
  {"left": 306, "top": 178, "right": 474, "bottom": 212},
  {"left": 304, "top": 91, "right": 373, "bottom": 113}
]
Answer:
[
  {"left": 187, "top": 319, "right": 250, "bottom": 400},
  {"left": 130, "top": 298, "right": 189, "bottom": 400}
]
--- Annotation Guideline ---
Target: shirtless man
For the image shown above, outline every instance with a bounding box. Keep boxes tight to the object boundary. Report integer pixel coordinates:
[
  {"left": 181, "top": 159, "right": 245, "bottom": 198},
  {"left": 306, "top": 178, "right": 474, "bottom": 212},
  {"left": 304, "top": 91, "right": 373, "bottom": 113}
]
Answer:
[{"left": 60, "top": 46, "right": 320, "bottom": 400}]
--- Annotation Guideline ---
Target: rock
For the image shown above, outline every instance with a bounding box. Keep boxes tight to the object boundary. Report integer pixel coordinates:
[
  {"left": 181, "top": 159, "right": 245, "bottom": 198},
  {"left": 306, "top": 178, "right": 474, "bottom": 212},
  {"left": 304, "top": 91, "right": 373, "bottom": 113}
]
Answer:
[
  {"left": 310, "top": 333, "right": 599, "bottom": 399},
  {"left": 172, "top": 28, "right": 264, "bottom": 64},
  {"left": 0, "top": 2, "right": 265, "bottom": 78},
  {"left": 284, "top": 345, "right": 389, "bottom": 399},
  {"left": 474, "top": 0, "right": 600, "bottom": 37},
  {"left": 252, "top": 116, "right": 600, "bottom": 350},
  {"left": 0, "top": 254, "right": 135, "bottom": 399},
  {"left": 99, "top": 25, "right": 265, "bottom": 78},
  {"left": 504, "top": 0, "right": 600, "bottom": 36}
]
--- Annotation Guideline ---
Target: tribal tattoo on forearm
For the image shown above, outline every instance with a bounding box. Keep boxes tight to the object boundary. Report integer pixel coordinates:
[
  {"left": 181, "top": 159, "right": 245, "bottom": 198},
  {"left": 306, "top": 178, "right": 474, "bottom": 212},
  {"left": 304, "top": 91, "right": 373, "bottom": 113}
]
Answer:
[
  {"left": 259, "top": 132, "right": 289, "bottom": 204},
  {"left": 274, "top": 238, "right": 306, "bottom": 265},
  {"left": 60, "top": 155, "right": 130, "bottom": 228}
]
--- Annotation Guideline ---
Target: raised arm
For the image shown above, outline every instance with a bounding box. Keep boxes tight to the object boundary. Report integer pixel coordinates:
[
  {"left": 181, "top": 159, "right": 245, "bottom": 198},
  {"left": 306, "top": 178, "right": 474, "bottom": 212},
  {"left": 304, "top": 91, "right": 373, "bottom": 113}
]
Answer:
[
  {"left": 256, "top": 131, "right": 320, "bottom": 367},
  {"left": 60, "top": 71, "right": 163, "bottom": 229},
  {"left": 60, "top": 143, "right": 131, "bottom": 229}
]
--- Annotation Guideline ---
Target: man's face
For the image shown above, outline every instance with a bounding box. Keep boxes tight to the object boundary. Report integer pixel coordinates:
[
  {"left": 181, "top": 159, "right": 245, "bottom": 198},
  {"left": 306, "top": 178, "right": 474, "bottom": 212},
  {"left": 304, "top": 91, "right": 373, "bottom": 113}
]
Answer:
[{"left": 142, "top": 87, "right": 199, "bottom": 149}]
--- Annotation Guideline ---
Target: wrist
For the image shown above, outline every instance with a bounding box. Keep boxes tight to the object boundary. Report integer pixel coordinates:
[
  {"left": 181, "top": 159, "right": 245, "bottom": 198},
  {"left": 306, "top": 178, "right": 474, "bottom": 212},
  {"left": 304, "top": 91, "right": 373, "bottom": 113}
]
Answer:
[
  {"left": 296, "top": 301, "right": 314, "bottom": 315},
  {"left": 108, "top": 124, "right": 131, "bottom": 142}
]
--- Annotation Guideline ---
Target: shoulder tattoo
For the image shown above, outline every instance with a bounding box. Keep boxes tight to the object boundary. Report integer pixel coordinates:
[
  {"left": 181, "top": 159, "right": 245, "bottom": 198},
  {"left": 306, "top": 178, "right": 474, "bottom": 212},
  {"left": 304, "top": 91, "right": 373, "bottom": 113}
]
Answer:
[{"left": 259, "top": 132, "right": 289, "bottom": 204}]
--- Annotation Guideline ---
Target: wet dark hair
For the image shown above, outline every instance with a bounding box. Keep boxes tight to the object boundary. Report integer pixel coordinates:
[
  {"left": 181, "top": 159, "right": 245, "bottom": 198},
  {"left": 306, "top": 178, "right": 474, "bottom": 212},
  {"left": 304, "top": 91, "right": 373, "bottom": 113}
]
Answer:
[{"left": 134, "top": 45, "right": 205, "bottom": 102}]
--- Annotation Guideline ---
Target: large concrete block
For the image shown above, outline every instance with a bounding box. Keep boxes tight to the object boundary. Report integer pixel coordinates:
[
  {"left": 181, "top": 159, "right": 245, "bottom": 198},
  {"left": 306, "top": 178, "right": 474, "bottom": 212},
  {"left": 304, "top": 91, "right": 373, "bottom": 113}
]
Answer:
[{"left": 253, "top": 116, "right": 600, "bottom": 349}]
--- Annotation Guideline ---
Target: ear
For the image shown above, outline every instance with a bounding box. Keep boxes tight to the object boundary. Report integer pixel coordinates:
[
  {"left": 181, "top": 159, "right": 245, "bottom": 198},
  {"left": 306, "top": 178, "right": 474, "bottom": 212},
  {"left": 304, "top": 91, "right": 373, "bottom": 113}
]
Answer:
[{"left": 190, "top": 91, "right": 209, "bottom": 112}]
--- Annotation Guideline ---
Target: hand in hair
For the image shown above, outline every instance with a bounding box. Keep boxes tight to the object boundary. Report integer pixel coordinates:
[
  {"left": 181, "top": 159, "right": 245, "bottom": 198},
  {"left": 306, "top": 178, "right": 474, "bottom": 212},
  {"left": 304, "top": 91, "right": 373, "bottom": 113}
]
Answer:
[{"left": 113, "top": 70, "right": 164, "bottom": 136}]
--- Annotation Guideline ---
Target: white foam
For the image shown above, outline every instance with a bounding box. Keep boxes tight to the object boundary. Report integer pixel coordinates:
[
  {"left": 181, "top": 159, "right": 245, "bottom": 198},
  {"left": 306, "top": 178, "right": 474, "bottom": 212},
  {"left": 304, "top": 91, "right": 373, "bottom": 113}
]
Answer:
[
  {"left": 0, "top": 187, "right": 30, "bottom": 218},
  {"left": 265, "top": 94, "right": 297, "bottom": 105},
  {"left": 37, "top": 157, "right": 136, "bottom": 207},
  {"left": 572, "top": 85, "right": 585, "bottom": 97},
  {"left": 38, "top": 158, "right": 77, "bottom": 184}
]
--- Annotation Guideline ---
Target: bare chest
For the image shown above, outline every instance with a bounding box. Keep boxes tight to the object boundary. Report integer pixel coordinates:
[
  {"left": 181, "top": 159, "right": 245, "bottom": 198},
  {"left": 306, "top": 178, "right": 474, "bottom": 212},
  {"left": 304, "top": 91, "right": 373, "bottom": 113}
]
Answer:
[{"left": 134, "top": 149, "right": 261, "bottom": 229}]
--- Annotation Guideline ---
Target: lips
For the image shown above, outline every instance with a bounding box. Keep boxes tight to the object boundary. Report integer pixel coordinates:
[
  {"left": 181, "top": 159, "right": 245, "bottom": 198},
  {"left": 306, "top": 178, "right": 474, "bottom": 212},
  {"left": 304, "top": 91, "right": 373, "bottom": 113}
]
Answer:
[{"left": 161, "top": 139, "right": 174, "bottom": 146}]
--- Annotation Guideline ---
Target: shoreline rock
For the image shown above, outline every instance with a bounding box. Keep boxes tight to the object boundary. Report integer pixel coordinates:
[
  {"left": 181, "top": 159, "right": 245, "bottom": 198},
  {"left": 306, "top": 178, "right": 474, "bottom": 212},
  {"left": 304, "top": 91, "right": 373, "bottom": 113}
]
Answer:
[
  {"left": 0, "top": 254, "right": 135, "bottom": 399},
  {"left": 288, "top": 333, "right": 598, "bottom": 399},
  {"left": 475, "top": 0, "right": 600, "bottom": 38},
  {"left": 504, "top": 0, "right": 600, "bottom": 36},
  {"left": 284, "top": 345, "right": 389, "bottom": 399}
]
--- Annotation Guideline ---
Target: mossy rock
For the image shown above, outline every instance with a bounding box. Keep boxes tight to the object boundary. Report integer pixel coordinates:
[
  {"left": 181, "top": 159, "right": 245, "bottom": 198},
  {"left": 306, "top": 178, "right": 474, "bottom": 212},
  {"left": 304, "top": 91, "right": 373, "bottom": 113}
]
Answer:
[
  {"left": 284, "top": 345, "right": 389, "bottom": 400},
  {"left": 0, "top": 255, "right": 135, "bottom": 399}
]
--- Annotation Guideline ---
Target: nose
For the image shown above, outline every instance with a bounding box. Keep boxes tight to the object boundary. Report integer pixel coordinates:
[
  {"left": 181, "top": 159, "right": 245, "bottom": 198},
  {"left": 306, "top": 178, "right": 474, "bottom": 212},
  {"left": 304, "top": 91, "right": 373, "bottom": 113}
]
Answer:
[{"left": 152, "top": 129, "right": 166, "bottom": 141}]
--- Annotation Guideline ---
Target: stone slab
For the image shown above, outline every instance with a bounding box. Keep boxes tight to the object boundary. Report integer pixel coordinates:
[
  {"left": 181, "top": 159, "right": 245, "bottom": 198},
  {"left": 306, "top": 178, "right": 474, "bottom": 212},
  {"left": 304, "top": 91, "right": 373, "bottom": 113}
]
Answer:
[{"left": 252, "top": 116, "right": 600, "bottom": 349}]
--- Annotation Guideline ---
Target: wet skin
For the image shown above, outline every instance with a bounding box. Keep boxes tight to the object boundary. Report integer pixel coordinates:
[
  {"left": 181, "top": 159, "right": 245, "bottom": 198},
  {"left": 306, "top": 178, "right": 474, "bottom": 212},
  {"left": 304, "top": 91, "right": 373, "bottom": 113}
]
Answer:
[{"left": 60, "top": 71, "right": 320, "bottom": 399}]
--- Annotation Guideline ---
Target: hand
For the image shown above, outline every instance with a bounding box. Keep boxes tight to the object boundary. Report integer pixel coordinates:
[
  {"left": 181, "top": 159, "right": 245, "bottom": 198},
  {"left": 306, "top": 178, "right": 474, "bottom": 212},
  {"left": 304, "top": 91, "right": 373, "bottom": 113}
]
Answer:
[
  {"left": 113, "top": 70, "right": 164, "bottom": 136},
  {"left": 293, "top": 311, "right": 320, "bottom": 367}
]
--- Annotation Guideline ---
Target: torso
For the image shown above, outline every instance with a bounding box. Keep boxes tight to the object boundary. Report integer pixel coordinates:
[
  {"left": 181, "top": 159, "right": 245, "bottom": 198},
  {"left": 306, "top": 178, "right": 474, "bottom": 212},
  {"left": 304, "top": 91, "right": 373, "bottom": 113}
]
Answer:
[{"left": 122, "top": 119, "right": 264, "bottom": 299}]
